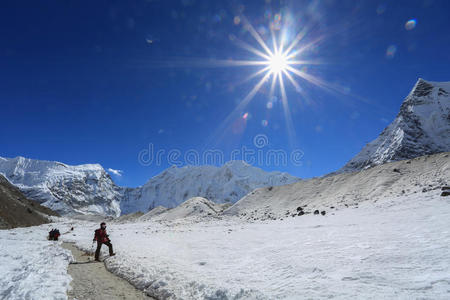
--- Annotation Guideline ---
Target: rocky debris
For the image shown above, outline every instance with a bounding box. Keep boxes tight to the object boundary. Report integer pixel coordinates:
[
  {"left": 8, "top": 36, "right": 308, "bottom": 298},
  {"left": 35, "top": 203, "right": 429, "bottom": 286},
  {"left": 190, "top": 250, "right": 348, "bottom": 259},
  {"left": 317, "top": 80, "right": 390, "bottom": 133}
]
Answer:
[
  {"left": 314, "top": 210, "right": 320, "bottom": 215},
  {"left": 441, "top": 186, "right": 450, "bottom": 197},
  {"left": 321, "top": 211, "right": 326, "bottom": 216},
  {"left": 225, "top": 152, "right": 450, "bottom": 220}
]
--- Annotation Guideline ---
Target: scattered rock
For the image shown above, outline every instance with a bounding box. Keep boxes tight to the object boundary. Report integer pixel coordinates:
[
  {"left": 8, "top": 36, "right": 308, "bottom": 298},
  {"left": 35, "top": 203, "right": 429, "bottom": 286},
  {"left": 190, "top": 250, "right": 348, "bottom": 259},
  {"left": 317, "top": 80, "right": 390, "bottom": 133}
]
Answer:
[
  {"left": 393, "top": 168, "right": 401, "bottom": 173},
  {"left": 441, "top": 191, "right": 450, "bottom": 197},
  {"left": 314, "top": 210, "right": 320, "bottom": 215},
  {"left": 296, "top": 206, "right": 303, "bottom": 212},
  {"left": 298, "top": 211, "right": 304, "bottom": 216},
  {"left": 267, "top": 186, "right": 273, "bottom": 191},
  {"left": 320, "top": 211, "right": 326, "bottom": 216}
]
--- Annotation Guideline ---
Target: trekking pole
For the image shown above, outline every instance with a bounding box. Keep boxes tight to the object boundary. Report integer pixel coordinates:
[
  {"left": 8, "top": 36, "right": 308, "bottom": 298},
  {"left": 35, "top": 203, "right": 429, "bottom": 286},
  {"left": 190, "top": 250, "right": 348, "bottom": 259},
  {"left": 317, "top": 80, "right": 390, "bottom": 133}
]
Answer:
[{"left": 90, "top": 241, "right": 95, "bottom": 261}]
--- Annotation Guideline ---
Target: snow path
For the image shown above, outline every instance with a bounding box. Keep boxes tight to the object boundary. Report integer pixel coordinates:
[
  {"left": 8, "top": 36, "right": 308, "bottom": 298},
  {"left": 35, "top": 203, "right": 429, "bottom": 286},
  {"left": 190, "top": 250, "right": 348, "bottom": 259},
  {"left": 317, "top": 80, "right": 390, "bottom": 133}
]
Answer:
[{"left": 62, "top": 242, "right": 151, "bottom": 300}]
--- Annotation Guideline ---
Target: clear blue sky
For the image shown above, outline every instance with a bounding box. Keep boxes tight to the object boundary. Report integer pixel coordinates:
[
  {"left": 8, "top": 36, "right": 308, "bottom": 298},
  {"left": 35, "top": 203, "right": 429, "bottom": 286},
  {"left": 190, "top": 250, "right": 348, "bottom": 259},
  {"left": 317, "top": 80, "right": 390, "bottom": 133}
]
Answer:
[{"left": 1, "top": 0, "right": 449, "bottom": 187}]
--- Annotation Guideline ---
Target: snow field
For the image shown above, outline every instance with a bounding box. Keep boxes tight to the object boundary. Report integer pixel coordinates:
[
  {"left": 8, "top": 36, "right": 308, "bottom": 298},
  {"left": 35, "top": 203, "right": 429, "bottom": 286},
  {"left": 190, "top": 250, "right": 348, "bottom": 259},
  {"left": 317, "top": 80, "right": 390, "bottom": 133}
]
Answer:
[
  {"left": 0, "top": 225, "right": 73, "bottom": 300},
  {"left": 62, "top": 190, "right": 450, "bottom": 299}
]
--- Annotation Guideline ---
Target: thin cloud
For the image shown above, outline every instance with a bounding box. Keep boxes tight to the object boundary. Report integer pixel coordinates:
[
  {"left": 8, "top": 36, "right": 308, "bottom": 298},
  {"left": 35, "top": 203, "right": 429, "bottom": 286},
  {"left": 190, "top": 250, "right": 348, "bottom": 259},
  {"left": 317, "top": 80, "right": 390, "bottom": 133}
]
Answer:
[{"left": 107, "top": 168, "right": 123, "bottom": 177}]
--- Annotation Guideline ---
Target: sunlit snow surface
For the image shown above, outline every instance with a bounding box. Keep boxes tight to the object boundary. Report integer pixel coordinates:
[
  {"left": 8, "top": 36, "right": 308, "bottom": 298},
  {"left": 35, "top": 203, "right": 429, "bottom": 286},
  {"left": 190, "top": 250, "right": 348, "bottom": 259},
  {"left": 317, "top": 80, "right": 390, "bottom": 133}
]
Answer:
[
  {"left": 58, "top": 191, "right": 450, "bottom": 299},
  {"left": 0, "top": 225, "right": 73, "bottom": 300}
]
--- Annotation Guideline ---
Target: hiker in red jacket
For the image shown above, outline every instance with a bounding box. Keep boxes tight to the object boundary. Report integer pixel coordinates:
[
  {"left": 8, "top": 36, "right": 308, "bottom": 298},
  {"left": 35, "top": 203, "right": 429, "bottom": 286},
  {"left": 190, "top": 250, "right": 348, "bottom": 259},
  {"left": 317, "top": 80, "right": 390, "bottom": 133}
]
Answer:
[{"left": 93, "top": 222, "right": 115, "bottom": 261}]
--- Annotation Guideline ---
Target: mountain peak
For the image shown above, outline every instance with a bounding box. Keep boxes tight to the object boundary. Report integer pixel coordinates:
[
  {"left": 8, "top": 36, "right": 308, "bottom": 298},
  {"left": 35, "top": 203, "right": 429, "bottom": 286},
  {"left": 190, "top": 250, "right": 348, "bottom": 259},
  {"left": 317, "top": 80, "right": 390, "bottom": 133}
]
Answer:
[
  {"left": 0, "top": 156, "right": 121, "bottom": 216},
  {"left": 120, "top": 161, "right": 298, "bottom": 214},
  {"left": 339, "top": 79, "right": 450, "bottom": 173}
]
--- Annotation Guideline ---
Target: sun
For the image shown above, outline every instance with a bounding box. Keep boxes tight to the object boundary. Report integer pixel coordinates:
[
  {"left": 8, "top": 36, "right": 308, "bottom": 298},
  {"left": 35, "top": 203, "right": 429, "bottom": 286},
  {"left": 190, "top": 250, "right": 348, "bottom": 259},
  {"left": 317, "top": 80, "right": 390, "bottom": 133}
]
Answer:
[
  {"left": 207, "top": 14, "right": 326, "bottom": 148},
  {"left": 268, "top": 52, "right": 289, "bottom": 74}
]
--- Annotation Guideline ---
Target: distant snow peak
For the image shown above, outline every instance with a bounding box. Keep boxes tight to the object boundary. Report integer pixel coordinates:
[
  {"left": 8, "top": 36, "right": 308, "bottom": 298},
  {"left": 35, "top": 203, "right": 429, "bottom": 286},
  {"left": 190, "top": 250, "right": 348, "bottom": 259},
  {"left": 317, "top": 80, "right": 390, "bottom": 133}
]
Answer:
[
  {"left": 0, "top": 156, "right": 122, "bottom": 216},
  {"left": 340, "top": 78, "right": 450, "bottom": 173},
  {"left": 0, "top": 156, "right": 298, "bottom": 217},
  {"left": 120, "top": 160, "right": 299, "bottom": 214}
]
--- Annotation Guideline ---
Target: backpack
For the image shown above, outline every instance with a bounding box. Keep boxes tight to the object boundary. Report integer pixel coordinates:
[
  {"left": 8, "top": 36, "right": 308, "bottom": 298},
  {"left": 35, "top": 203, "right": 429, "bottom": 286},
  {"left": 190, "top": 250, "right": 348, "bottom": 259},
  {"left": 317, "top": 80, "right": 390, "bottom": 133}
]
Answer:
[{"left": 48, "top": 229, "right": 60, "bottom": 241}]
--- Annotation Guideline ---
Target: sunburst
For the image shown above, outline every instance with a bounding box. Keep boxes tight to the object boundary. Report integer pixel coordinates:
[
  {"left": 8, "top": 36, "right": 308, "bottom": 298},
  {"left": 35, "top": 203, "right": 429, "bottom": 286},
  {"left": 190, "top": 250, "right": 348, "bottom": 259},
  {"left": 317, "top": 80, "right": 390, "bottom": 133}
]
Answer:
[{"left": 210, "top": 15, "right": 325, "bottom": 147}]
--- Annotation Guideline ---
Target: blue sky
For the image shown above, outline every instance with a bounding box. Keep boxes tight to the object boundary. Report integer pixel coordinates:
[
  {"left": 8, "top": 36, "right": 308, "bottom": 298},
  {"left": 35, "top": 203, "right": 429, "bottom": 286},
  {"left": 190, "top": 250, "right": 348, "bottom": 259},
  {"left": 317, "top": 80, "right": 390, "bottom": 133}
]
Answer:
[{"left": 1, "top": 0, "right": 449, "bottom": 187}]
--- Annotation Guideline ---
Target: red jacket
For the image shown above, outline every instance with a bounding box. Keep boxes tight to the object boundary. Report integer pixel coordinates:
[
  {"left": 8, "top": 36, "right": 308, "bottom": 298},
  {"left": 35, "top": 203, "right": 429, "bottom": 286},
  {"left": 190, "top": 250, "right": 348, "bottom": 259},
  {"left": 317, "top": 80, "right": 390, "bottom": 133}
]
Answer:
[{"left": 94, "top": 228, "right": 110, "bottom": 243}]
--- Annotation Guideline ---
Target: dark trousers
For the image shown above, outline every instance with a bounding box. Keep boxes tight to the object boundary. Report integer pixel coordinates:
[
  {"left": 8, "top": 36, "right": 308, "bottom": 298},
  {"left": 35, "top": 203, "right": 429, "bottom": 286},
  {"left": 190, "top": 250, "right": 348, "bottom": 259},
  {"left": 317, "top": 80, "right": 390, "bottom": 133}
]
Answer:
[{"left": 95, "top": 241, "right": 113, "bottom": 260}]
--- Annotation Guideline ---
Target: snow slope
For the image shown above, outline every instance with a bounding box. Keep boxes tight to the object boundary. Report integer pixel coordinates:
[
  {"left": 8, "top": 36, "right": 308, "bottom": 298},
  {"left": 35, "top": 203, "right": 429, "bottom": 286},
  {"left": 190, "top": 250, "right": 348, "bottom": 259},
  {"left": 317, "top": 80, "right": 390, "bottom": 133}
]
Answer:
[
  {"left": 61, "top": 189, "right": 450, "bottom": 299},
  {"left": 120, "top": 160, "right": 298, "bottom": 214},
  {"left": 0, "top": 225, "right": 72, "bottom": 300},
  {"left": 340, "top": 79, "right": 450, "bottom": 172},
  {"left": 149, "top": 197, "right": 223, "bottom": 222},
  {"left": 139, "top": 206, "right": 169, "bottom": 221},
  {"left": 225, "top": 152, "right": 449, "bottom": 220},
  {"left": 0, "top": 156, "right": 121, "bottom": 216}
]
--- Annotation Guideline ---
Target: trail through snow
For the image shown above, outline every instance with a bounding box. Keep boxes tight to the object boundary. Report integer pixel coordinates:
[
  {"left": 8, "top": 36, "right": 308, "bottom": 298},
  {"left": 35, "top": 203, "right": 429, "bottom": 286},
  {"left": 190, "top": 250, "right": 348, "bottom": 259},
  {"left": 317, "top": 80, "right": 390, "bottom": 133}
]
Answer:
[{"left": 62, "top": 242, "right": 151, "bottom": 300}]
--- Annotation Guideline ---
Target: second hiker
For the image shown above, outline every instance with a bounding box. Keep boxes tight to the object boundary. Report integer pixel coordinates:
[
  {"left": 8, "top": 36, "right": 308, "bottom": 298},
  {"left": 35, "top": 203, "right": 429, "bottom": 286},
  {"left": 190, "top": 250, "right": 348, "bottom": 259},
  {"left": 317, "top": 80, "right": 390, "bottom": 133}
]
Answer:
[{"left": 93, "top": 222, "right": 115, "bottom": 261}]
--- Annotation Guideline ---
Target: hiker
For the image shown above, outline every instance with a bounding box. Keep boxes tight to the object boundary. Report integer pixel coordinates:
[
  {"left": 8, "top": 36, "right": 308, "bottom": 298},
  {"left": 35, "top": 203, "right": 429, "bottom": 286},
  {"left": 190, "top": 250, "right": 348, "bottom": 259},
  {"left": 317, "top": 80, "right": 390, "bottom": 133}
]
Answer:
[
  {"left": 48, "top": 229, "right": 61, "bottom": 241},
  {"left": 93, "top": 222, "right": 115, "bottom": 261}
]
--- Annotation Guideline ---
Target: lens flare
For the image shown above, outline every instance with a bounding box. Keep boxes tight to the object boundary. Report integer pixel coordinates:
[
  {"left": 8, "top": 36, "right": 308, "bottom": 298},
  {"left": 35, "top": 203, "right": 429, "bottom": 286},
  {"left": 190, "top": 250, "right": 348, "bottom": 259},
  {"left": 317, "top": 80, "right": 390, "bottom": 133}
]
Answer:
[
  {"left": 405, "top": 19, "right": 417, "bottom": 30},
  {"left": 386, "top": 45, "right": 397, "bottom": 58}
]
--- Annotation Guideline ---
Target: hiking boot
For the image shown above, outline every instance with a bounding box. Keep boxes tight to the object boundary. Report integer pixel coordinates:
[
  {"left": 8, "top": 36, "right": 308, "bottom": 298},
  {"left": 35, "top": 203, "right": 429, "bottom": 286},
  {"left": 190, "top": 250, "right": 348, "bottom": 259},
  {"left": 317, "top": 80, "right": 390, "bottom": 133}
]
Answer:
[{"left": 110, "top": 253, "right": 116, "bottom": 257}]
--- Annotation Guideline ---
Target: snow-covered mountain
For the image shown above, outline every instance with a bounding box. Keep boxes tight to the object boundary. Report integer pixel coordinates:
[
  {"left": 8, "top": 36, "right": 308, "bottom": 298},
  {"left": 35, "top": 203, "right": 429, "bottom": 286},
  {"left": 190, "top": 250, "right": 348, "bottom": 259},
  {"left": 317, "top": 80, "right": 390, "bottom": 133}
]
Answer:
[
  {"left": 340, "top": 79, "right": 450, "bottom": 173},
  {"left": 0, "top": 156, "right": 121, "bottom": 216},
  {"left": 0, "top": 156, "right": 298, "bottom": 216},
  {"left": 120, "top": 161, "right": 299, "bottom": 214}
]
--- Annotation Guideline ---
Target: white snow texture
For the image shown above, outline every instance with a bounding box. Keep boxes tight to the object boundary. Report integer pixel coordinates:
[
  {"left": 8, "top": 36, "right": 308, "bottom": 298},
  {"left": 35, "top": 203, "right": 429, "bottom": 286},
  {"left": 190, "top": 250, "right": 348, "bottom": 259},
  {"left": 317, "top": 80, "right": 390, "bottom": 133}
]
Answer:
[{"left": 0, "top": 225, "right": 72, "bottom": 300}]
